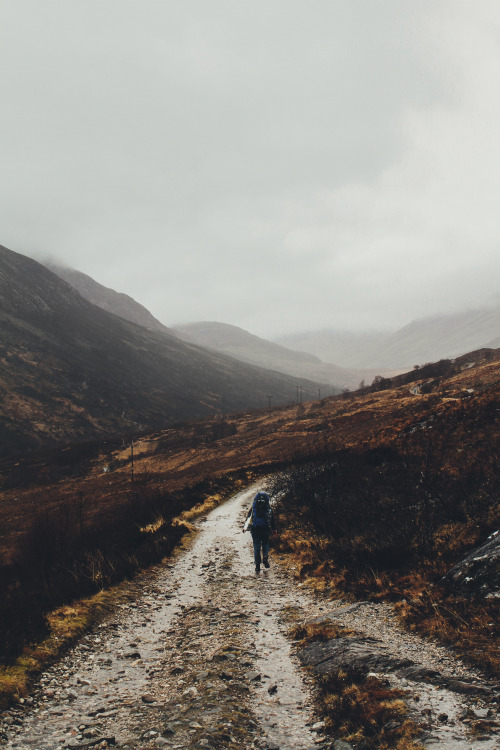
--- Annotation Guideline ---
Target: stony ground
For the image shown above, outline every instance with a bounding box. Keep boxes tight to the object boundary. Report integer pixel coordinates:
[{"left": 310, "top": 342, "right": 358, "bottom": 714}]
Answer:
[{"left": 0, "top": 485, "right": 498, "bottom": 750}]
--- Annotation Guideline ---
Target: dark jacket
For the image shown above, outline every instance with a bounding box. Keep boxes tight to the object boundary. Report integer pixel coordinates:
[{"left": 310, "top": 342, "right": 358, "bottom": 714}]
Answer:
[{"left": 245, "top": 493, "right": 277, "bottom": 532}]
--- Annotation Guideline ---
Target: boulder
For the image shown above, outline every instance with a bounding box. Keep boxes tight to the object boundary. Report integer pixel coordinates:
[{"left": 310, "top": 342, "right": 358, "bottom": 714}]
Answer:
[
  {"left": 298, "top": 635, "right": 413, "bottom": 676},
  {"left": 443, "top": 530, "right": 500, "bottom": 598}
]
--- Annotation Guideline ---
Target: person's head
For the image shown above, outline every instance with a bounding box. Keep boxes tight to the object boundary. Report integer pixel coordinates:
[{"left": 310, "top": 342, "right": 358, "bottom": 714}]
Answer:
[{"left": 255, "top": 491, "right": 270, "bottom": 502}]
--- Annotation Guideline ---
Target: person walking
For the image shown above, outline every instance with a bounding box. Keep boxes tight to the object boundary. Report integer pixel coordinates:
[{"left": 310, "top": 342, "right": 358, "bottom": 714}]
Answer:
[{"left": 243, "top": 491, "right": 277, "bottom": 573}]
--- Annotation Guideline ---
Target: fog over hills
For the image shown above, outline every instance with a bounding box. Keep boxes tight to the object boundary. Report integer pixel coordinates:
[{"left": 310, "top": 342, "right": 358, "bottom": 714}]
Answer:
[
  {"left": 276, "top": 305, "right": 500, "bottom": 370},
  {"left": 0, "top": 245, "right": 323, "bottom": 455},
  {"left": 40, "top": 259, "right": 499, "bottom": 387},
  {"left": 173, "top": 322, "right": 388, "bottom": 391},
  {"left": 43, "top": 263, "right": 390, "bottom": 390}
]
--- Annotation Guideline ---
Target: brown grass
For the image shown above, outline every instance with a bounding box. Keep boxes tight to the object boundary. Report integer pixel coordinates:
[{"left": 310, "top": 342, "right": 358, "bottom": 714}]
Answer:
[
  {"left": 0, "top": 586, "right": 124, "bottom": 708},
  {"left": 394, "top": 585, "right": 500, "bottom": 676},
  {"left": 1, "top": 349, "right": 500, "bottom": 704},
  {"left": 316, "top": 668, "right": 424, "bottom": 749},
  {"left": 290, "top": 620, "right": 354, "bottom": 646}
]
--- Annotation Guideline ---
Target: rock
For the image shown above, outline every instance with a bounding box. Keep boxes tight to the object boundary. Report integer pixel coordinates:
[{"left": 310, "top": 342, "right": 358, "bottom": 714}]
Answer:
[
  {"left": 267, "top": 684, "right": 278, "bottom": 695},
  {"left": 68, "top": 738, "right": 116, "bottom": 749},
  {"left": 124, "top": 649, "right": 141, "bottom": 659},
  {"left": 333, "top": 741, "right": 355, "bottom": 750},
  {"left": 398, "top": 665, "right": 441, "bottom": 682},
  {"left": 447, "top": 680, "right": 492, "bottom": 696},
  {"left": 312, "top": 720, "right": 325, "bottom": 731},
  {"left": 298, "top": 636, "right": 413, "bottom": 678},
  {"left": 443, "top": 530, "right": 500, "bottom": 598},
  {"left": 473, "top": 708, "right": 490, "bottom": 719},
  {"left": 182, "top": 687, "right": 199, "bottom": 700},
  {"left": 141, "top": 694, "right": 157, "bottom": 704},
  {"left": 245, "top": 671, "right": 262, "bottom": 681}
]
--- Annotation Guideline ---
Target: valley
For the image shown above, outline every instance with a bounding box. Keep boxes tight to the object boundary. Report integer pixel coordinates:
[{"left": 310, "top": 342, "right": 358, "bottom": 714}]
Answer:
[
  {"left": 1, "top": 342, "right": 499, "bottom": 748},
  {"left": 1, "top": 245, "right": 499, "bottom": 748},
  {"left": 0, "top": 246, "right": 324, "bottom": 455}
]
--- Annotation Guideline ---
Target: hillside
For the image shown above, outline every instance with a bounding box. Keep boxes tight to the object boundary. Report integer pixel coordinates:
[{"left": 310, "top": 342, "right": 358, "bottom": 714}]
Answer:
[
  {"left": 45, "top": 261, "right": 171, "bottom": 336},
  {"left": 40, "top": 265, "right": 387, "bottom": 391},
  {"left": 173, "top": 321, "right": 388, "bottom": 391},
  {"left": 277, "top": 304, "right": 500, "bottom": 370},
  {"left": 0, "top": 245, "right": 323, "bottom": 456},
  {"left": 0, "top": 341, "right": 498, "bottom": 733}
]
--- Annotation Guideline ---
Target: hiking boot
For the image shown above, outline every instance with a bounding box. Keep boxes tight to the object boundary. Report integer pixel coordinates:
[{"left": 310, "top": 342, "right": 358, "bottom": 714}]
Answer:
[
  {"left": 255, "top": 565, "right": 260, "bottom": 574},
  {"left": 263, "top": 558, "right": 270, "bottom": 568}
]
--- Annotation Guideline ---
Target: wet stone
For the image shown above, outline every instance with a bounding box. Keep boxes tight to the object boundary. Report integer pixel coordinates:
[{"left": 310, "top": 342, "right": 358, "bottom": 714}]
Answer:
[{"left": 245, "top": 671, "right": 262, "bottom": 682}]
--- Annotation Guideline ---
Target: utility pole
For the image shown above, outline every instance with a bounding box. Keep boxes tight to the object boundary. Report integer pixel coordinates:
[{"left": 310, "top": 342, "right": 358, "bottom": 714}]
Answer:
[{"left": 267, "top": 394, "right": 273, "bottom": 416}]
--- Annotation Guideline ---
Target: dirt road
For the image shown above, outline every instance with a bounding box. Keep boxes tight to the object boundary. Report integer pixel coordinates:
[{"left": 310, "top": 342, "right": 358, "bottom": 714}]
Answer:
[{"left": 0, "top": 484, "right": 498, "bottom": 750}]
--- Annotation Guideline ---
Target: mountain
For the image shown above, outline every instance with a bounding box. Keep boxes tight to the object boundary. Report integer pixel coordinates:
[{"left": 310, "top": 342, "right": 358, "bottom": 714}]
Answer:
[
  {"left": 45, "top": 261, "right": 171, "bottom": 335},
  {"left": 0, "top": 245, "right": 323, "bottom": 456},
  {"left": 276, "top": 304, "right": 500, "bottom": 370},
  {"left": 275, "top": 329, "right": 390, "bottom": 370},
  {"left": 173, "top": 321, "right": 387, "bottom": 391},
  {"left": 42, "top": 264, "right": 389, "bottom": 390}
]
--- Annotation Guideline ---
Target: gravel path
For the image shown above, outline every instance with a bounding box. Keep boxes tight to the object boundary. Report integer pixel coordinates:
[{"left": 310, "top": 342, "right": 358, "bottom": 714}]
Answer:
[{"left": 0, "top": 484, "right": 498, "bottom": 750}]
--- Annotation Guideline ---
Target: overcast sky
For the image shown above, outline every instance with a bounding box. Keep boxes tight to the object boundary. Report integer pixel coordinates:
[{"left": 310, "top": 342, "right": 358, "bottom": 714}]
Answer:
[{"left": 1, "top": 1, "right": 499, "bottom": 337}]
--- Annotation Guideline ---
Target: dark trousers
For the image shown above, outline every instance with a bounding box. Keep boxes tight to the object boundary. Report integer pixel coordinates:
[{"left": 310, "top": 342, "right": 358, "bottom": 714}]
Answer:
[{"left": 251, "top": 527, "right": 270, "bottom": 567}]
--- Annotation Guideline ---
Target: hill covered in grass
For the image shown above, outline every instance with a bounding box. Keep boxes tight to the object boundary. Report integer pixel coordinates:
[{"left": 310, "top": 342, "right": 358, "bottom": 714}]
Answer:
[
  {"left": 0, "top": 245, "right": 323, "bottom": 456},
  {"left": 0, "top": 342, "right": 498, "bottom": 682}
]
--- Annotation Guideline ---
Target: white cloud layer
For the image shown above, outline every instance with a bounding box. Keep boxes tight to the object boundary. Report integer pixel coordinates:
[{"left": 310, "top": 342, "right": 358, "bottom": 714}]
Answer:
[{"left": 0, "top": 0, "right": 499, "bottom": 336}]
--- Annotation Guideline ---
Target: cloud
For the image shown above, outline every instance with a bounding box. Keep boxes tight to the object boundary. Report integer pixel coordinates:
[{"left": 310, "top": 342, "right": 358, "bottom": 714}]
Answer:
[{"left": 0, "top": 1, "right": 498, "bottom": 336}]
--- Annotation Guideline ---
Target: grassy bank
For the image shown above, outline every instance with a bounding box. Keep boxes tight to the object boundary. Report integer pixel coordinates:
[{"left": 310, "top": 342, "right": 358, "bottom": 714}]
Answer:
[
  {"left": 0, "top": 470, "right": 254, "bottom": 708},
  {"left": 271, "top": 429, "right": 500, "bottom": 675},
  {"left": 290, "top": 622, "right": 423, "bottom": 750}
]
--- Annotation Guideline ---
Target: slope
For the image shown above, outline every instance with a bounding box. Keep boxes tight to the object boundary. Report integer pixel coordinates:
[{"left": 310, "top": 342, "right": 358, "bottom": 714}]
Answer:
[
  {"left": 173, "top": 321, "right": 387, "bottom": 391},
  {"left": 45, "top": 261, "right": 171, "bottom": 336},
  {"left": 276, "top": 303, "right": 500, "bottom": 370},
  {"left": 0, "top": 245, "right": 323, "bottom": 455}
]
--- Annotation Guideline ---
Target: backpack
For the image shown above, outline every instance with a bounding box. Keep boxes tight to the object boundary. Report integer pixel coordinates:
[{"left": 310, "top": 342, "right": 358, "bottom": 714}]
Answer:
[{"left": 252, "top": 493, "right": 270, "bottom": 529}]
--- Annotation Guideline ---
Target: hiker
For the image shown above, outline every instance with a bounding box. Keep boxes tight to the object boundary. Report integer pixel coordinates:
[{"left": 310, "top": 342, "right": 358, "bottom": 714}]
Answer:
[{"left": 243, "top": 491, "right": 277, "bottom": 573}]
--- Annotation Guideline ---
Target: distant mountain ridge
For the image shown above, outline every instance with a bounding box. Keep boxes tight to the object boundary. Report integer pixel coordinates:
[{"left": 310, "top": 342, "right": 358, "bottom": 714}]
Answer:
[
  {"left": 44, "top": 264, "right": 390, "bottom": 390},
  {"left": 0, "top": 245, "right": 323, "bottom": 456},
  {"left": 173, "top": 322, "right": 388, "bottom": 391},
  {"left": 276, "top": 305, "right": 500, "bottom": 370}
]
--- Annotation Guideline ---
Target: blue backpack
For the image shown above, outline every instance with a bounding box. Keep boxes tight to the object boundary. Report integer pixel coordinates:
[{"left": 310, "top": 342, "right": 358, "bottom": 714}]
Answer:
[{"left": 252, "top": 492, "right": 270, "bottom": 528}]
